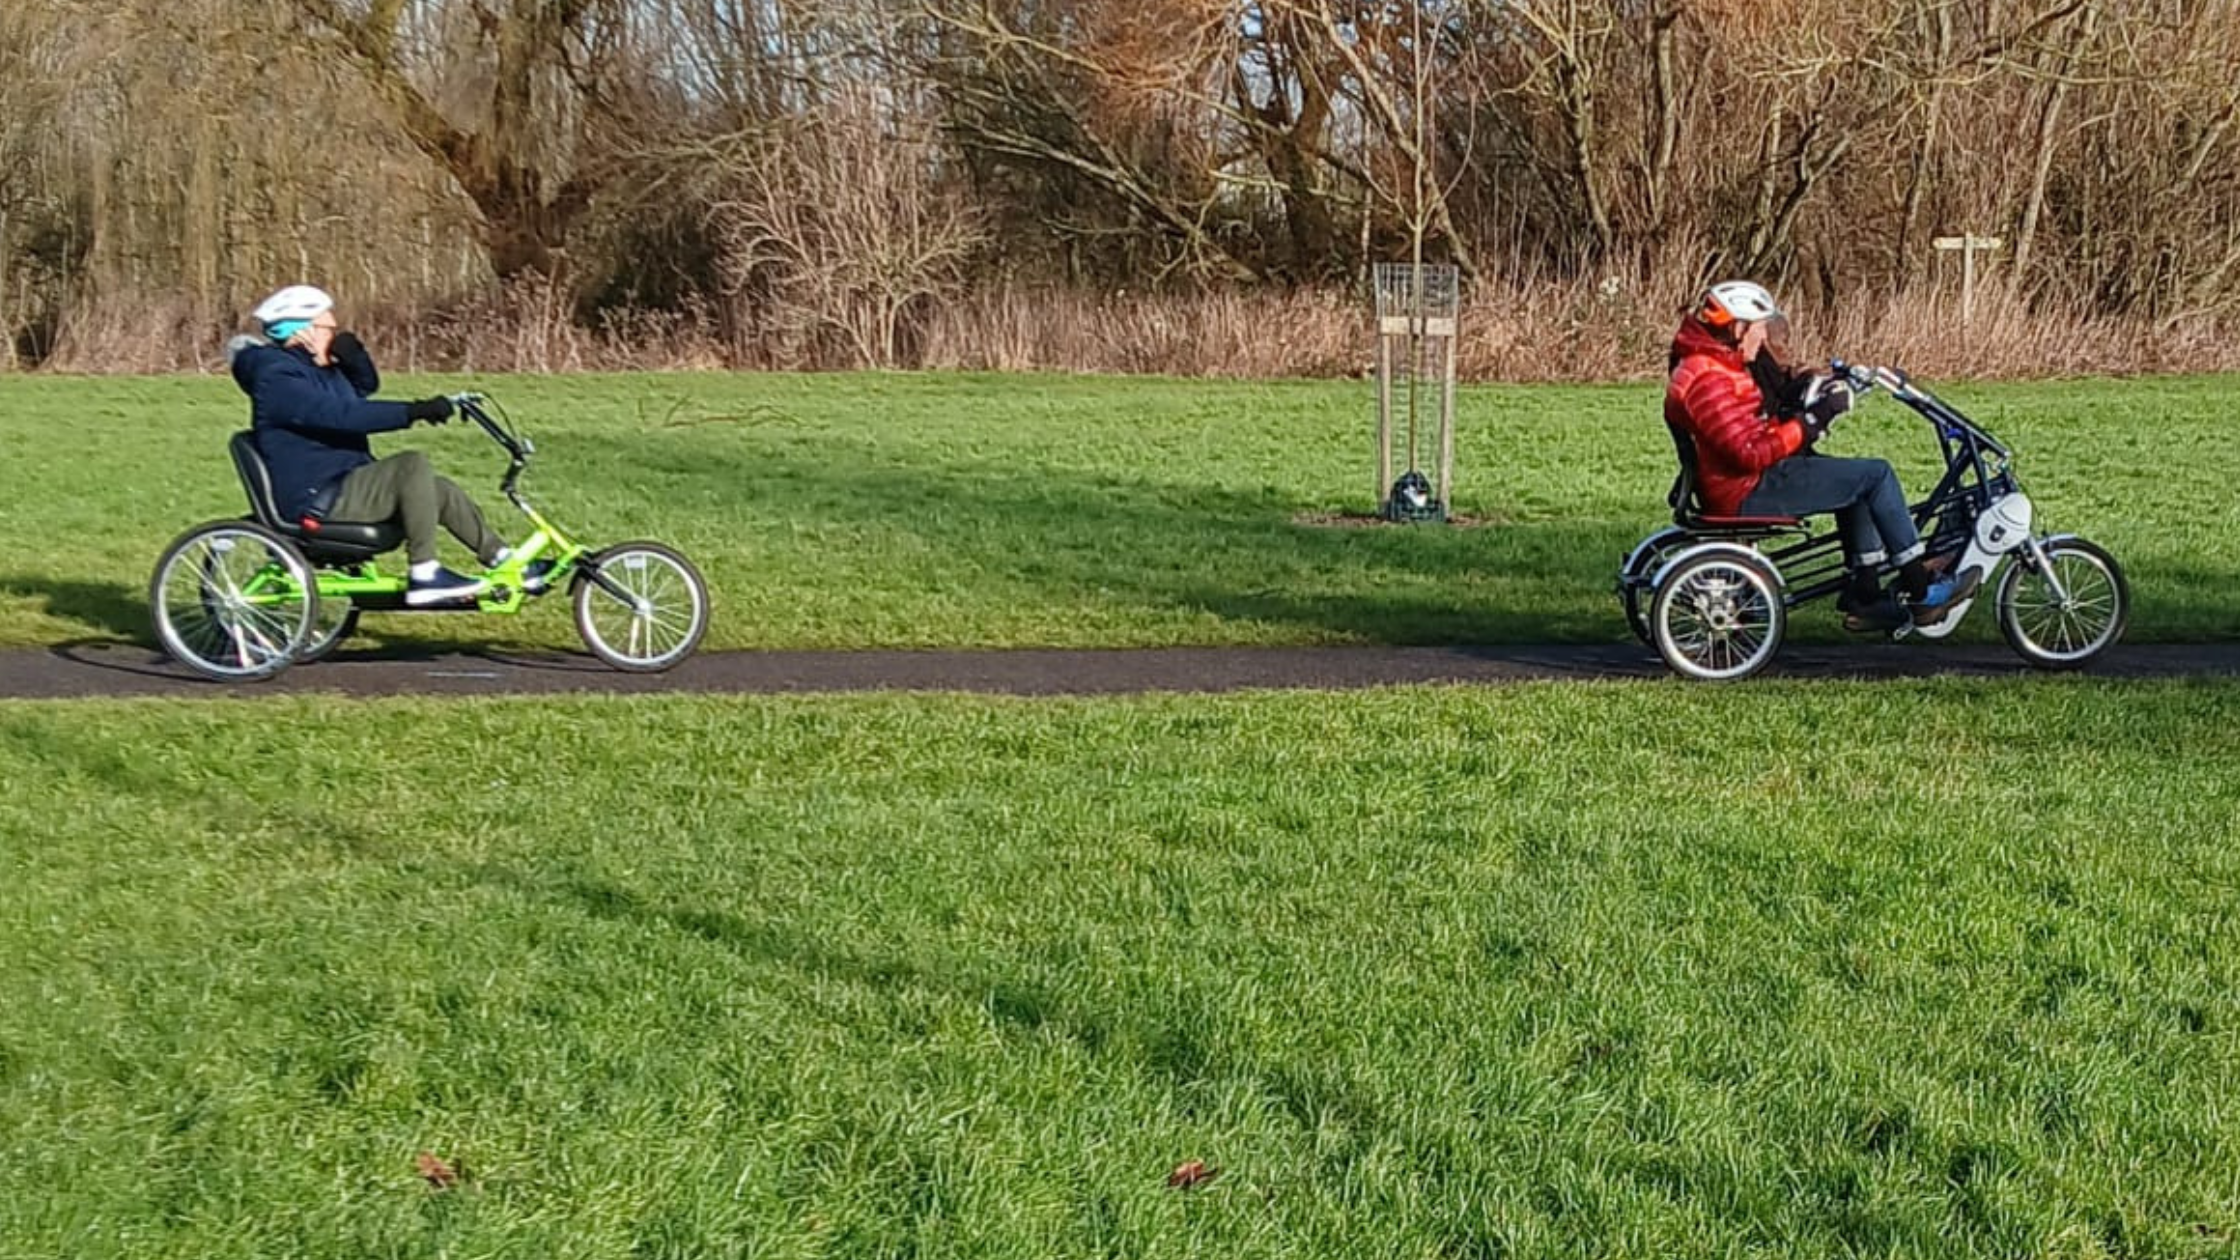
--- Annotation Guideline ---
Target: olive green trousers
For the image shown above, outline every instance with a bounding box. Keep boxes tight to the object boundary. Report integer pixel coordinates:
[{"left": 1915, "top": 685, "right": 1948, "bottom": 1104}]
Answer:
[{"left": 326, "top": 450, "right": 505, "bottom": 567}]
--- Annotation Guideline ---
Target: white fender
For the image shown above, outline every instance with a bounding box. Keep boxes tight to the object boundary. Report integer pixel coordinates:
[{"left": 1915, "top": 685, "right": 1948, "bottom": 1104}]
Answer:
[
  {"left": 1649, "top": 539, "right": 1785, "bottom": 595},
  {"left": 1907, "top": 492, "right": 2032, "bottom": 639}
]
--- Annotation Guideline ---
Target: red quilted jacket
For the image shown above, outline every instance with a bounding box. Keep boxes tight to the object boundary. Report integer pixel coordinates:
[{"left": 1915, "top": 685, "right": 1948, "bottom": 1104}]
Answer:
[{"left": 1663, "top": 317, "right": 1806, "bottom": 515}]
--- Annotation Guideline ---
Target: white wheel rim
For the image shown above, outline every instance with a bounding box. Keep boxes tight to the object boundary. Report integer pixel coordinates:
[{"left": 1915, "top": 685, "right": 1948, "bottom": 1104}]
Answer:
[
  {"left": 1658, "top": 559, "right": 1782, "bottom": 681},
  {"left": 157, "top": 529, "right": 313, "bottom": 678},
  {"left": 2006, "top": 549, "right": 2122, "bottom": 661},
  {"left": 582, "top": 551, "right": 704, "bottom": 668}
]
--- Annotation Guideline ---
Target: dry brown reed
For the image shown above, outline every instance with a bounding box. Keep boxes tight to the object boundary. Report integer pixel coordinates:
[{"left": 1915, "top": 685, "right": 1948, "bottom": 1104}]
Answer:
[{"left": 32, "top": 279, "right": 2240, "bottom": 383}]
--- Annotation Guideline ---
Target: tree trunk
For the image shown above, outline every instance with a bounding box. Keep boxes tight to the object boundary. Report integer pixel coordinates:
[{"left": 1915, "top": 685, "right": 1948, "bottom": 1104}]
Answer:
[
  {"left": 291, "top": 0, "right": 601, "bottom": 281},
  {"left": 1896, "top": 0, "right": 1953, "bottom": 281},
  {"left": 2013, "top": 3, "right": 2096, "bottom": 283}
]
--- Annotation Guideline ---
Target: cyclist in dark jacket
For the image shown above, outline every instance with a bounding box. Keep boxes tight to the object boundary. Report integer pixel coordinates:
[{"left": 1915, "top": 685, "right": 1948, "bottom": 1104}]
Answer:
[{"left": 231, "top": 285, "right": 541, "bottom": 605}]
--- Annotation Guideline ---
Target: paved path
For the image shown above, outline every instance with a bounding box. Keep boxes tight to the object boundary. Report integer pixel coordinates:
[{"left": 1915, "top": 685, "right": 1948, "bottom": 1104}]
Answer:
[{"left": 4, "top": 641, "right": 2237, "bottom": 700}]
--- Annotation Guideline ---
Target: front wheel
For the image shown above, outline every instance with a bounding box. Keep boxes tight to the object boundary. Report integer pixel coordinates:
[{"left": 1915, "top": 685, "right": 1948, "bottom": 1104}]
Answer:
[
  {"left": 572, "top": 542, "right": 710, "bottom": 672},
  {"left": 1996, "top": 536, "right": 2128, "bottom": 669},
  {"left": 1650, "top": 549, "right": 1786, "bottom": 682},
  {"left": 149, "top": 521, "right": 319, "bottom": 681}
]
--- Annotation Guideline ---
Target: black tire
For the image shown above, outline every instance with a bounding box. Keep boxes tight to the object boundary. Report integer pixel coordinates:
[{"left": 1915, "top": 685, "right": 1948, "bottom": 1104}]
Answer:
[
  {"left": 1995, "top": 537, "right": 2128, "bottom": 669},
  {"left": 1649, "top": 548, "right": 1787, "bottom": 682},
  {"left": 149, "top": 520, "right": 319, "bottom": 681},
  {"left": 297, "top": 600, "right": 361, "bottom": 663},
  {"left": 1620, "top": 526, "right": 1690, "bottom": 644},
  {"left": 571, "top": 541, "right": 710, "bottom": 672}
]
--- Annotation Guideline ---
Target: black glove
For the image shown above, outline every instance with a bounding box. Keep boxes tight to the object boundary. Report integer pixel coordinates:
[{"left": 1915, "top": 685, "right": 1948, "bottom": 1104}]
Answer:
[
  {"left": 329, "top": 331, "right": 370, "bottom": 370},
  {"left": 1749, "top": 346, "right": 1814, "bottom": 416},
  {"left": 327, "top": 331, "right": 378, "bottom": 391},
  {"left": 404, "top": 396, "right": 455, "bottom": 425},
  {"left": 1798, "top": 374, "right": 1853, "bottom": 443}
]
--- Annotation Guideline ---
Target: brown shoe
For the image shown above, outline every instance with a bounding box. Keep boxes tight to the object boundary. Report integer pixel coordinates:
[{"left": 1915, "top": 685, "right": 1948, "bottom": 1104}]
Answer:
[{"left": 1905, "top": 570, "right": 1983, "bottom": 628}]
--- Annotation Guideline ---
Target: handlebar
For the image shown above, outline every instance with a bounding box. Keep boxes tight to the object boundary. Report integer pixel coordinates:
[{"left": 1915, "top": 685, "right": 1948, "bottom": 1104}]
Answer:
[
  {"left": 1823, "top": 360, "right": 2005, "bottom": 457},
  {"left": 448, "top": 392, "right": 538, "bottom": 502},
  {"left": 449, "top": 392, "right": 533, "bottom": 461},
  {"left": 1828, "top": 359, "right": 1910, "bottom": 397}
]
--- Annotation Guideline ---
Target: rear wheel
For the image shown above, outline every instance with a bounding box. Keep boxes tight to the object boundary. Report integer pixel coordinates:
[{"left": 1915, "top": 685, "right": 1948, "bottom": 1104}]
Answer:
[
  {"left": 1650, "top": 549, "right": 1786, "bottom": 682},
  {"left": 150, "top": 521, "right": 318, "bottom": 681},
  {"left": 572, "top": 541, "right": 709, "bottom": 672},
  {"left": 1996, "top": 537, "right": 2127, "bottom": 668},
  {"left": 1619, "top": 526, "right": 1689, "bottom": 644}
]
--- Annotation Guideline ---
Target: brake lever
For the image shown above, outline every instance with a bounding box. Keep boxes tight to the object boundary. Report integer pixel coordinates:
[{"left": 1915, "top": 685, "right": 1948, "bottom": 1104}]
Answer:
[{"left": 1828, "top": 359, "right": 1879, "bottom": 394}]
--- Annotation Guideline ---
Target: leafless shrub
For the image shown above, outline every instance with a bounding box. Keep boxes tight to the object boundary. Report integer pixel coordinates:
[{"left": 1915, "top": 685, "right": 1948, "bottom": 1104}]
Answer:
[{"left": 702, "top": 87, "right": 986, "bottom": 370}]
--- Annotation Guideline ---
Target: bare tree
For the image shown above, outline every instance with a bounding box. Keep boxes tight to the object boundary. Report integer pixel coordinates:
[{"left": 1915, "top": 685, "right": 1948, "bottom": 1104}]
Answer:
[
  {"left": 287, "top": 0, "right": 642, "bottom": 279},
  {"left": 708, "top": 84, "right": 988, "bottom": 367},
  {"left": 6, "top": 0, "right": 2240, "bottom": 373}
]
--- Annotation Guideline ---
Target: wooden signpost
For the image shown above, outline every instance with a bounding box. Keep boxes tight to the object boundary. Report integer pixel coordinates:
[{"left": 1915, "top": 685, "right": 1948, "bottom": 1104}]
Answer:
[{"left": 1934, "top": 234, "right": 2003, "bottom": 324}]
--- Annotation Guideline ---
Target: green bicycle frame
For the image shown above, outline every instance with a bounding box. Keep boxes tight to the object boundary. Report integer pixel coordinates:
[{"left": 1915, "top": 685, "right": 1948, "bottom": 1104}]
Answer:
[{"left": 304, "top": 396, "right": 601, "bottom": 613}]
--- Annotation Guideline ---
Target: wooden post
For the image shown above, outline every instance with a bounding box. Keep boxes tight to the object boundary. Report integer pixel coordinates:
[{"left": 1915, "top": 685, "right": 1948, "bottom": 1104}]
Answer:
[
  {"left": 1375, "top": 333, "right": 1394, "bottom": 508},
  {"left": 1433, "top": 309, "right": 1457, "bottom": 516},
  {"left": 1933, "top": 234, "right": 2003, "bottom": 324}
]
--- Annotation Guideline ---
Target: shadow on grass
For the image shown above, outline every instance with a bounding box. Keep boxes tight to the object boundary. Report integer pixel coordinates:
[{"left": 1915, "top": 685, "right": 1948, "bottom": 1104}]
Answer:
[
  {"left": 532, "top": 872, "right": 1309, "bottom": 1106},
  {"left": 0, "top": 574, "right": 153, "bottom": 644},
  {"left": 42, "top": 631, "right": 592, "bottom": 682},
  {"left": 601, "top": 431, "right": 1650, "bottom": 646},
  {"left": 551, "top": 871, "right": 1398, "bottom": 1160}
]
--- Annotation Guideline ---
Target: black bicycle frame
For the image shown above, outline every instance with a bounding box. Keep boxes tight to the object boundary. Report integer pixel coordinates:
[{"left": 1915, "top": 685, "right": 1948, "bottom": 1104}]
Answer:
[{"left": 1722, "top": 383, "right": 2021, "bottom": 611}]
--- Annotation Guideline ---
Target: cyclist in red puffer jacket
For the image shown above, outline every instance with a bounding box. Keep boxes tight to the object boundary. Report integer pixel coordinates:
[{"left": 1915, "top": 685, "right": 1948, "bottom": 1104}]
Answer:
[{"left": 1664, "top": 281, "right": 1974, "bottom": 630}]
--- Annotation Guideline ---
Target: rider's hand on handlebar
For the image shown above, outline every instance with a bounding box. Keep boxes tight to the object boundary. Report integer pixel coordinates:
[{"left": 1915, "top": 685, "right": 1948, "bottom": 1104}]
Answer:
[
  {"left": 1797, "top": 373, "right": 1853, "bottom": 445},
  {"left": 1837, "top": 361, "right": 1878, "bottom": 393},
  {"left": 405, "top": 396, "right": 456, "bottom": 425}
]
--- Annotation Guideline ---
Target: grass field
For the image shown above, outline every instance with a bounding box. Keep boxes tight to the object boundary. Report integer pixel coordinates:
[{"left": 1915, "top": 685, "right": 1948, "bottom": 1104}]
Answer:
[
  {"left": 1, "top": 370, "right": 2234, "bottom": 653},
  {"left": 6, "top": 683, "right": 2240, "bottom": 1258}
]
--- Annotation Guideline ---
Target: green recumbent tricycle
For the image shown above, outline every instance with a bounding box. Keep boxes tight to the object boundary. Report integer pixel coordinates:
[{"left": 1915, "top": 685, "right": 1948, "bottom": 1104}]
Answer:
[{"left": 150, "top": 393, "right": 710, "bottom": 681}]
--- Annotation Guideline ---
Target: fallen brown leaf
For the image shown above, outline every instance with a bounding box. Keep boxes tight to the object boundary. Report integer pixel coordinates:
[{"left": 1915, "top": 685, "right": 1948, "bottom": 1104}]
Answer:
[
  {"left": 415, "top": 1151, "right": 460, "bottom": 1190},
  {"left": 1166, "top": 1159, "right": 1219, "bottom": 1189}
]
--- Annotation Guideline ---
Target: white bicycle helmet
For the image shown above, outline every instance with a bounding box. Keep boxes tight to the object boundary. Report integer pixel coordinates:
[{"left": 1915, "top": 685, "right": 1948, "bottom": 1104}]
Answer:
[
  {"left": 1697, "top": 280, "right": 1782, "bottom": 328},
  {"left": 251, "top": 284, "right": 334, "bottom": 339}
]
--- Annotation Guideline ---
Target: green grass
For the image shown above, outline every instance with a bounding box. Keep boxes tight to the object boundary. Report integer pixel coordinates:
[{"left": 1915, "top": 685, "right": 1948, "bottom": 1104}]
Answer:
[
  {"left": 6, "top": 684, "right": 2240, "bottom": 1257},
  {"left": 0, "top": 370, "right": 2233, "bottom": 652}
]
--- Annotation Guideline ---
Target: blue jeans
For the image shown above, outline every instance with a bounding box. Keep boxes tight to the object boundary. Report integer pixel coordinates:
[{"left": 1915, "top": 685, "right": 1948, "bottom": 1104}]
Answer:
[{"left": 1740, "top": 454, "right": 1923, "bottom": 569}]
